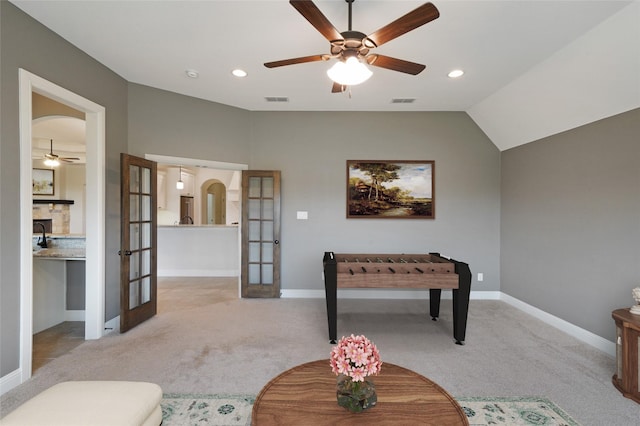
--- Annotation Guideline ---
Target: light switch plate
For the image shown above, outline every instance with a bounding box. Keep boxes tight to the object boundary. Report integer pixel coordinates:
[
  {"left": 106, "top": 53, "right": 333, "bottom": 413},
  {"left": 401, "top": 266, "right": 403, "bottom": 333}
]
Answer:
[{"left": 296, "top": 211, "right": 308, "bottom": 220}]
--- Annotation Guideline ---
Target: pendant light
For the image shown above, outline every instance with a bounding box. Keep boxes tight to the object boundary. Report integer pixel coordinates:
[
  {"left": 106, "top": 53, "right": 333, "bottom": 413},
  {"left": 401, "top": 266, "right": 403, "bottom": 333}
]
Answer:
[{"left": 176, "top": 166, "right": 184, "bottom": 190}]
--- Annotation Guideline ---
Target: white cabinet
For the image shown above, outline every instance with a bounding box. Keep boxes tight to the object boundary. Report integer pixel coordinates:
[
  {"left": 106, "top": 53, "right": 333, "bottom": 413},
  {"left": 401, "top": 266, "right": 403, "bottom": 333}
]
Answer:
[
  {"left": 33, "top": 258, "right": 86, "bottom": 334},
  {"left": 33, "top": 259, "right": 66, "bottom": 333}
]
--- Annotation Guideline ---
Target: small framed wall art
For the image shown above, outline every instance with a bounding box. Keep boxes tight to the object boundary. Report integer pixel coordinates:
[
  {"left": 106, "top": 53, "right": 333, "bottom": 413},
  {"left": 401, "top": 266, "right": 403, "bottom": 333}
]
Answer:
[
  {"left": 33, "top": 168, "right": 54, "bottom": 195},
  {"left": 347, "top": 160, "right": 435, "bottom": 219}
]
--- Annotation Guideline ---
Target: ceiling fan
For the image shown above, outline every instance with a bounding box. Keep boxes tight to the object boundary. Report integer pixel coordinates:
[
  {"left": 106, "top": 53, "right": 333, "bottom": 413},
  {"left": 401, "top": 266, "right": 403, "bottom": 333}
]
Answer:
[
  {"left": 264, "top": 0, "right": 440, "bottom": 93},
  {"left": 43, "top": 139, "right": 80, "bottom": 166}
]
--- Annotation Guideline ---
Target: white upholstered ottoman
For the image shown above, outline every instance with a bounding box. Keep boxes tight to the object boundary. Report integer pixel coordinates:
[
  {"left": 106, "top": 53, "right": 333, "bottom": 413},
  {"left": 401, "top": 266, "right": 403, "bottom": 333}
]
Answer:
[{"left": 0, "top": 381, "right": 162, "bottom": 426}]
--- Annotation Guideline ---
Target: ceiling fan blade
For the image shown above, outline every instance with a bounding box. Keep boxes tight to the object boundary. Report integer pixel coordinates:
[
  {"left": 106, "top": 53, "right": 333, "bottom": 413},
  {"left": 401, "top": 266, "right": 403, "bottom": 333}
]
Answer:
[
  {"left": 366, "top": 54, "right": 426, "bottom": 75},
  {"left": 290, "top": 0, "right": 343, "bottom": 43},
  {"left": 366, "top": 2, "right": 439, "bottom": 48},
  {"left": 331, "top": 82, "right": 346, "bottom": 93},
  {"left": 264, "top": 54, "right": 327, "bottom": 68}
]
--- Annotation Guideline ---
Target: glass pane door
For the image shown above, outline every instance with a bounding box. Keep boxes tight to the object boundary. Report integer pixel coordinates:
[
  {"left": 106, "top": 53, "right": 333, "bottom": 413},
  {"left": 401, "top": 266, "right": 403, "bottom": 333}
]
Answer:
[
  {"left": 120, "top": 154, "right": 157, "bottom": 332},
  {"left": 241, "top": 171, "right": 280, "bottom": 297}
]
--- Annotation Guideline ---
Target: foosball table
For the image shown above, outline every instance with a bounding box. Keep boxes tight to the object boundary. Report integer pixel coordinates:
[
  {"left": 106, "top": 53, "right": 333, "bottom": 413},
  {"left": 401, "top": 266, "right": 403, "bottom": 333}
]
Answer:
[{"left": 322, "top": 252, "right": 472, "bottom": 345}]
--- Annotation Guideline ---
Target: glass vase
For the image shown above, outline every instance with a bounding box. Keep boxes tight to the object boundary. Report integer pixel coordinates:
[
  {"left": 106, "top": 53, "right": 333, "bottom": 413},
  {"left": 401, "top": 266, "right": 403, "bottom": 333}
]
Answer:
[{"left": 336, "top": 374, "right": 377, "bottom": 413}]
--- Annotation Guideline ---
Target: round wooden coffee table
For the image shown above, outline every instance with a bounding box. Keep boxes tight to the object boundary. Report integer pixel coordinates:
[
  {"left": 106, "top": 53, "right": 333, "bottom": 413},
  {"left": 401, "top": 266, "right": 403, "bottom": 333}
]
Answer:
[{"left": 252, "top": 359, "right": 468, "bottom": 425}]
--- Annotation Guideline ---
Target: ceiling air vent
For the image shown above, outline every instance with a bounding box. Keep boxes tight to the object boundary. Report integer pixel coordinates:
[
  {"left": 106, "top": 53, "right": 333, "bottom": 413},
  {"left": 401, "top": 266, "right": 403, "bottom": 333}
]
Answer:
[
  {"left": 391, "top": 98, "right": 416, "bottom": 104},
  {"left": 265, "top": 96, "right": 289, "bottom": 103}
]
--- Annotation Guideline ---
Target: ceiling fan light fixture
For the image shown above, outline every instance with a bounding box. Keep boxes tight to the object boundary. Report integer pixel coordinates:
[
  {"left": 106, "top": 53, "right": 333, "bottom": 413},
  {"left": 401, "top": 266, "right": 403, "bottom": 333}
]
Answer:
[
  {"left": 44, "top": 158, "right": 60, "bottom": 167},
  {"left": 327, "top": 57, "right": 372, "bottom": 86}
]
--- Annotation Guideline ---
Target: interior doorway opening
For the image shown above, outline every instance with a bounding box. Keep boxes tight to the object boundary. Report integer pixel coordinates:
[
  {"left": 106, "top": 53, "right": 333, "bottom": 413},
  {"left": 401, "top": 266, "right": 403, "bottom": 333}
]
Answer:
[
  {"left": 203, "top": 180, "right": 226, "bottom": 225},
  {"left": 18, "top": 69, "right": 105, "bottom": 388},
  {"left": 146, "top": 154, "right": 247, "bottom": 296}
]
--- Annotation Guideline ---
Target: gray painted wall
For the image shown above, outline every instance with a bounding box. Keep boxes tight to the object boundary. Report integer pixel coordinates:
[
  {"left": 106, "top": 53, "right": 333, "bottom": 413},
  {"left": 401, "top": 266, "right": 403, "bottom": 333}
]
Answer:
[
  {"left": 127, "top": 83, "right": 251, "bottom": 163},
  {"left": 1, "top": 2, "right": 128, "bottom": 376},
  {"left": 501, "top": 108, "right": 640, "bottom": 341},
  {"left": 247, "top": 112, "right": 501, "bottom": 290},
  {"left": 127, "top": 87, "right": 501, "bottom": 293}
]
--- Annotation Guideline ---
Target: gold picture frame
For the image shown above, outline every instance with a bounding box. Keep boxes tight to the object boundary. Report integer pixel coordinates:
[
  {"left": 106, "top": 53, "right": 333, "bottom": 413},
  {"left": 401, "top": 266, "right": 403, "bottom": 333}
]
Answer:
[{"left": 347, "top": 160, "right": 435, "bottom": 219}]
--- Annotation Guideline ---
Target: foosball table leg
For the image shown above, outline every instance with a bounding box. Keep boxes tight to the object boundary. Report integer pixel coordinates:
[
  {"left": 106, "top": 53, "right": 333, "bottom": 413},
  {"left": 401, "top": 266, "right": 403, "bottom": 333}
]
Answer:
[
  {"left": 323, "top": 252, "right": 338, "bottom": 344},
  {"left": 452, "top": 260, "right": 472, "bottom": 346},
  {"left": 429, "top": 289, "right": 442, "bottom": 321}
]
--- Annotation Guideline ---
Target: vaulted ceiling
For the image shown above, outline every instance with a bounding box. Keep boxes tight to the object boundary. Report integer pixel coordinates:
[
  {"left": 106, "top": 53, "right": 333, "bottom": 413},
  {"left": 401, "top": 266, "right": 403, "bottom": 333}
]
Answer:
[{"left": 11, "top": 1, "right": 640, "bottom": 150}]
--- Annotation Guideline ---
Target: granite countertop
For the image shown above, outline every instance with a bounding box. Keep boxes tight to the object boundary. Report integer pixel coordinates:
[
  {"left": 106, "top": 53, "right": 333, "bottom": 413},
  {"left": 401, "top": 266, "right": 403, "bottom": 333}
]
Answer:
[
  {"left": 158, "top": 224, "right": 238, "bottom": 228},
  {"left": 33, "top": 247, "right": 86, "bottom": 259}
]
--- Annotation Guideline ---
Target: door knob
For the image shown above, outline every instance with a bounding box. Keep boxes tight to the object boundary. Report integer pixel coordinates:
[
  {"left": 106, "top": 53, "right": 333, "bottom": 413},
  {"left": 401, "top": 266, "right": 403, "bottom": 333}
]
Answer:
[{"left": 274, "top": 240, "right": 279, "bottom": 245}]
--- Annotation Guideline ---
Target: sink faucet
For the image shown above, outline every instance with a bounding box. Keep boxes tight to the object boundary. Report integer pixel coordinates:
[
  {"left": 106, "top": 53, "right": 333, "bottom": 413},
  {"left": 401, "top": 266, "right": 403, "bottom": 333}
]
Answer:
[
  {"left": 180, "top": 215, "right": 194, "bottom": 225},
  {"left": 35, "top": 222, "right": 48, "bottom": 248}
]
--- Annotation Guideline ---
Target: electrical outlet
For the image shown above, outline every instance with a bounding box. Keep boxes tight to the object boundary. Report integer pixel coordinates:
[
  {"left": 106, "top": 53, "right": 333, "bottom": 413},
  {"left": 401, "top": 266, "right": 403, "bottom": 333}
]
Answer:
[{"left": 477, "top": 273, "right": 484, "bottom": 282}]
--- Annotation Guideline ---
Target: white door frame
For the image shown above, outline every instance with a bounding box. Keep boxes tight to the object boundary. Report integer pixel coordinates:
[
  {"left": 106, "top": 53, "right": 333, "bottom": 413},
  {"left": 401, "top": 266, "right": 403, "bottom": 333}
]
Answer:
[{"left": 18, "top": 69, "right": 105, "bottom": 384}]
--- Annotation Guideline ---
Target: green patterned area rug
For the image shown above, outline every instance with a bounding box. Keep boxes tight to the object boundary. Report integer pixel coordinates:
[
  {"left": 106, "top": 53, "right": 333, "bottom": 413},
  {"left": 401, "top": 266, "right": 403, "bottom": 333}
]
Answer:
[
  {"left": 457, "top": 396, "right": 580, "bottom": 426},
  {"left": 161, "top": 394, "right": 580, "bottom": 426}
]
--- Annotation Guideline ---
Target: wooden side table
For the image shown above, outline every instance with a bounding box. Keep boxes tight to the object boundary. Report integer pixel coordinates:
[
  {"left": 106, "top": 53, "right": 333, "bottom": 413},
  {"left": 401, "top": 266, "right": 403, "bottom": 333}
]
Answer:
[
  {"left": 252, "top": 359, "right": 469, "bottom": 425},
  {"left": 612, "top": 308, "right": 640, "bottom": 404}
]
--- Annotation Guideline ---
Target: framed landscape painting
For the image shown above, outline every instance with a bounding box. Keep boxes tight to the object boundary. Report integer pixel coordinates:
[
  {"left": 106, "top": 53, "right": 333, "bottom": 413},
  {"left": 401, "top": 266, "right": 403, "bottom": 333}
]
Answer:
[
  {"left": 347, "top": 160, "right": 435, "bottom": 219},
  {"left": 33, "top": 168, "right": 54, "bottom": 195}
]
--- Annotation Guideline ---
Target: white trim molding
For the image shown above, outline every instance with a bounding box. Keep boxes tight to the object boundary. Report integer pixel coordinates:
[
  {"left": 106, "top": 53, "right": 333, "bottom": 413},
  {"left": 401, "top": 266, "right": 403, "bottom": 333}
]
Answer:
[
  {"left": 18, "top": 69, "right": 106, "bottom": 391},
  {"left": 0, "top": 369, "right": 22, "bottom": 396},
  {"left": 499, "top": 293, "right": 616, "bottom": 356}
]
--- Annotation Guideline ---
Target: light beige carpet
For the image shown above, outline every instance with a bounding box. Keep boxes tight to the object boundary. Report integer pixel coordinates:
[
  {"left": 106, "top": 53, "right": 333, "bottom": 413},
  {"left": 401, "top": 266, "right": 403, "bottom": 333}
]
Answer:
[{"left": 1, "top": 277, "right": 637, "bottom": 425}]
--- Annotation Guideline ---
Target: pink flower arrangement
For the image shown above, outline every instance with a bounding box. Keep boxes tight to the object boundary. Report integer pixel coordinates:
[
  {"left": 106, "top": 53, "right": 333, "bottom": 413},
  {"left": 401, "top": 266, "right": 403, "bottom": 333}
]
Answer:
[{"left": 330, "top": 334, "right": 382, "bottom": 382}]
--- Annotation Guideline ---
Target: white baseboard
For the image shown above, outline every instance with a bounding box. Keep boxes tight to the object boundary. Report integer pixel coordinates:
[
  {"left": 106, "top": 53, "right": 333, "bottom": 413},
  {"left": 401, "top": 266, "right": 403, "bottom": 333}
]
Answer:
[
  {"left": 158, "top": 269, "right": 238, "bottom": 277},
  {"left": 104, "top": 316, "right": 120, "bottom": 335},
  {"left": 280, "top": 289, "right": 614, "bottom": 356},
  {"left": 65, "top": 310, "right": 85, "bottom": 321},
  {"left": 0, "top": 368, "right": 22, "bottom": 396},
  {"left": 499, "top": 293, "right": 616, "bottom": 357}
]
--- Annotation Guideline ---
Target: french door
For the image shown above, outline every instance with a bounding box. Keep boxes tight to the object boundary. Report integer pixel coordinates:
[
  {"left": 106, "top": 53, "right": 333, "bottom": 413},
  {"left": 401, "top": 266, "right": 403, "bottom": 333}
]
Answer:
[
  {"left": 241, "top": 171, "right": 281, "bottom": 298},
  {"left": 120, "top": 154, "right": 157, "bottom": 332}
]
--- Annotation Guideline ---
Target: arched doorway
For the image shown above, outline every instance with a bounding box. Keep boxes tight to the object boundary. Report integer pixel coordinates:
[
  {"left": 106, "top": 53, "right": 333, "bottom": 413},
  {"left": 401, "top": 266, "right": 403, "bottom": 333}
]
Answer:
[{"left": 201, "top": 180, "right": 226, "bottom": 225}]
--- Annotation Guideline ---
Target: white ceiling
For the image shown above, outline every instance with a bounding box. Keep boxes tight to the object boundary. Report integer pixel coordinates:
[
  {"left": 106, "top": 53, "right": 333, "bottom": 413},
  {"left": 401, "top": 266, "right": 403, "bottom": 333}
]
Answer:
[
  {"left": 12, "top": 1, "right": 639, "bottom": 150},
  {"left": 32, "top": 116, "right": 87, "bottom": 164}
]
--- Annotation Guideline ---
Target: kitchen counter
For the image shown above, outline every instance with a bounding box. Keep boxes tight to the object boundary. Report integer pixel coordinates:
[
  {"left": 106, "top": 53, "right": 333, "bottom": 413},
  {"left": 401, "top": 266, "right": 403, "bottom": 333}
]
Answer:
[
  {"left": 33, "top": 248, "right": 85, "bottom": 259},
  {"left": 158, "top": 224, "right": 238, "bottom": 228},
  {"left": 157, "top": 225, "right": 238, "bottom": 276},
  {"left": 32, "top": 234, "right": 86, "bottom": 259}
]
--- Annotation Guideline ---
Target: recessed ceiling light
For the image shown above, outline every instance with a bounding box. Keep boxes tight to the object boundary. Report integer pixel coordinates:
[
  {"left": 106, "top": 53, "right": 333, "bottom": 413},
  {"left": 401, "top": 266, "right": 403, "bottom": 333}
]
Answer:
[
  {"left": 448, "top": 69, "right": 464, "bottom": 78},
  {"left": 185, "top": 69, "right": 199, "bottom": 78},
  {"left": 232, "top": 69, "right": 248, "bottom": 78}
]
